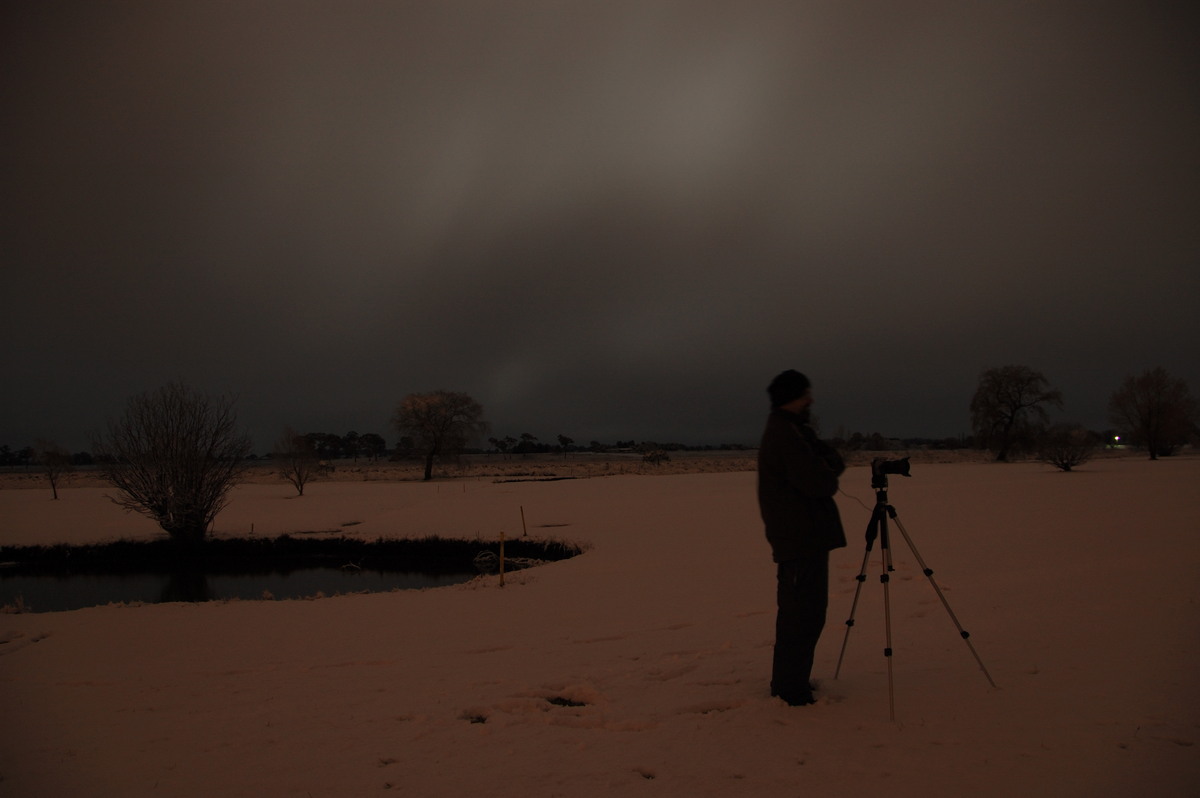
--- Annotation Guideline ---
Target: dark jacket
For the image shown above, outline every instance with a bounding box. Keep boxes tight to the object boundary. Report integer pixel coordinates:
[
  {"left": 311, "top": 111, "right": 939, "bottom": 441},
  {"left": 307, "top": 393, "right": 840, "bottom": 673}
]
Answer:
[{"left": 757, "top": 408, "right": 847, "bottom": 562}]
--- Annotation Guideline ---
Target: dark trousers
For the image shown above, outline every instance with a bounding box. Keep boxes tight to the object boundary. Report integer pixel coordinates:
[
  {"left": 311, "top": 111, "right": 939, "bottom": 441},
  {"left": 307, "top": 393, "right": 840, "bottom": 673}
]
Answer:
[{"left": 771, "top": 552, "right": 829, "bottom": 702}]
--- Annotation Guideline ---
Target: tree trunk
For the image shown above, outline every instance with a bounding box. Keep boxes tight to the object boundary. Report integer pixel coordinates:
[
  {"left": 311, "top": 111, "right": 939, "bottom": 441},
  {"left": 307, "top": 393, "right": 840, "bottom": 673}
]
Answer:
[{"left": 162, "top": 514, "right": 209, "bottom": 546}]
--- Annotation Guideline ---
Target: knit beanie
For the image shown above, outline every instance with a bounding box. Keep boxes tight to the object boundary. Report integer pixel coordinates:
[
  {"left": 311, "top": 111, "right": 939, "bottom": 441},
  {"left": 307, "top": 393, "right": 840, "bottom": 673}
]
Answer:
[{"left": 768, "top": 370, "right": 811, "bottom": 408}]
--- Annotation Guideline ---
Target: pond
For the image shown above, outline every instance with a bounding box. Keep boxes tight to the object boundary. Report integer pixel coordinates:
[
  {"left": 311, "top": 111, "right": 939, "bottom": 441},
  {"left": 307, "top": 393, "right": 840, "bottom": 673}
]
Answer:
[
  {"left": 0, "top": 533, "right": 582, "bottom": 613},
  {"left": 1, "top": 568, "right": 475, "bottom": 613}
]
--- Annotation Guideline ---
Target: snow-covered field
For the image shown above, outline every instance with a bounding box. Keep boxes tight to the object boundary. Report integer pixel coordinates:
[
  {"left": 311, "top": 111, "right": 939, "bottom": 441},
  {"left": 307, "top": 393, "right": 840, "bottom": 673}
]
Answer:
[{"left": 1, "top": 456, "right": 1197, "bottom": 797}]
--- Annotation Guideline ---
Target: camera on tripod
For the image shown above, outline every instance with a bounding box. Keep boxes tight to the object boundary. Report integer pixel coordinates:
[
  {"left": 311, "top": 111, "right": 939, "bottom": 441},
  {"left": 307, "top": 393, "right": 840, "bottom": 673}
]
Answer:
[{"left": 870, "top": 456, "right": 911, "bottom": 488}]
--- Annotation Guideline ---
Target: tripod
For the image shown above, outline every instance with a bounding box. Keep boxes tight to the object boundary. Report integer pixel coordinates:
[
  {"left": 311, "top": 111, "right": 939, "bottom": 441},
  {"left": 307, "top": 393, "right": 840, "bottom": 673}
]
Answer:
[{"left": 834, "top": 458, "right": 996, "bottom": 720}]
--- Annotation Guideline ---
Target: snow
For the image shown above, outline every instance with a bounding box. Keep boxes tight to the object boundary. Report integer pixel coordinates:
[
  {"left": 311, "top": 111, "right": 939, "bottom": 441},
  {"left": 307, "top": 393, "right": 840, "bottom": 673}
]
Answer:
[{"left": 1, "top": 456, "right": 1197, "bottom": 797}]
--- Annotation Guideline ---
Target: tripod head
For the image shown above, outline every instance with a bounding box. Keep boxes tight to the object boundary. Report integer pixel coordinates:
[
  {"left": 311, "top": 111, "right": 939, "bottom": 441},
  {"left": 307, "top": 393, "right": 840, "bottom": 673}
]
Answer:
[
  {"left": 865, "top": 457, "right": 911, "bottom": 546},
  {"left": 870, "top": 457, "right": 911, "bottom": 492}
]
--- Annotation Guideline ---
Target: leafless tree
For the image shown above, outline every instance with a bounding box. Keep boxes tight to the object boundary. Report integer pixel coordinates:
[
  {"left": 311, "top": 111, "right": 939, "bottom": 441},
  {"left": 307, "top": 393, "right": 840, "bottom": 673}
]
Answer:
[
  {"left": 274, "top": 426, "right": 320, "bottom": 496},
  {"left": 94, "top": 381, "right": 253, "bottom": 544},
  {"left": 1036, "top": 424, "right": 1098, "bottom": 472},
  {"left": 1108, "top": 367, "right": 1197, "bottom": 460},
  {"left": 34, "top": 439, "right": 73, "bottom": 499},
  {"left": 393, "top": 390, "right": 488, "bottom": 481},
  {"left": 970, "top": 365, "right": 1063, "bottom": 461}
]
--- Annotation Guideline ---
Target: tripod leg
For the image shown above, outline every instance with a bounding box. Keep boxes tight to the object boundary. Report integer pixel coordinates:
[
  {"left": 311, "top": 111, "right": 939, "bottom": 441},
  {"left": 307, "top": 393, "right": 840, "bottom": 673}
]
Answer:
[
  {"left": 835, "top": 544, "right": 872, "bottom": 679},
  {"left": 889, "top": 510, "right": 998, "bottom": 689},
  {"left": 879, "top": 514, "right": 896, "bottom": 721},
  {"left": 834, "top": 508, "right": 879, "bottom": 679}
]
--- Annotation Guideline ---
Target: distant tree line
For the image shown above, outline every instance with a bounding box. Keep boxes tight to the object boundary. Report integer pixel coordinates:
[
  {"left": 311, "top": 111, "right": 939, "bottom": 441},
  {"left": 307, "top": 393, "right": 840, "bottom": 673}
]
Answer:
[
  {"left": 1, "top": 429, "right": 749, "bottom": 472},
  {"left": 269, "top": 430, "right": 388, "bottom": 462},
  {"left": 0, "top": 445, "right": 97, "bottom": 468},
  {"left": 826, "top": 431, "right": 973, "bottom": 452},
  {"left": 6, "top": 366, "right": 1197, "bottom": 534},
  {"left": 482, "top": 435, "right": 751, "bottom": 457},
  {"left": 6, "top": 366, "right": 1195, "bottom": 478},
  {"left": 1, "top": 431, "right": 390, "bottom": 470}
]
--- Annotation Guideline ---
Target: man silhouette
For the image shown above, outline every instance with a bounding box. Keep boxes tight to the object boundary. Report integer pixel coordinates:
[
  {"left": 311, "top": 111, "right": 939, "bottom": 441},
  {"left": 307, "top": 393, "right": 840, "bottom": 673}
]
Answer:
[{"left": 757, "top": 370, "right": 846, "bottom": 706}]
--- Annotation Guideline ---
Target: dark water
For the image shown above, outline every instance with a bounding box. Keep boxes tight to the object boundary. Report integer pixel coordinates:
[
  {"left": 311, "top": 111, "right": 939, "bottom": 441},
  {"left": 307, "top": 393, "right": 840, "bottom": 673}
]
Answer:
[{"left": 0, "top": 568, "right": 476, "bottom": 613}]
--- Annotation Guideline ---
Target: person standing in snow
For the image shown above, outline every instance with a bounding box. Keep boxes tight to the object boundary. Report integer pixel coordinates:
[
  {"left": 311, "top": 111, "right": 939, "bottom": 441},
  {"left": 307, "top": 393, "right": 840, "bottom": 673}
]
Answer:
[{"left": 757, "top": 370, "right": 847, "bottom": 706}]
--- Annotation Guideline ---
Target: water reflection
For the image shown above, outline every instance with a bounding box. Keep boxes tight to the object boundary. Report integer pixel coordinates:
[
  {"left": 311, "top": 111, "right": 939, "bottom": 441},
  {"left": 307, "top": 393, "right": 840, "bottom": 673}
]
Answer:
[{"left": 162, "top": 570, "right": 211, "bottom": 603}]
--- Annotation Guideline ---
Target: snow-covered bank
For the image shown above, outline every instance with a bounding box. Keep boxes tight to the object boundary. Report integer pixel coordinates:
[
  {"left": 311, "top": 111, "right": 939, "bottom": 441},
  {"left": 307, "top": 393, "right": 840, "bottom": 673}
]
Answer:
[{"left": 2, "top": 459, "right": 1197, "bottom": 796}]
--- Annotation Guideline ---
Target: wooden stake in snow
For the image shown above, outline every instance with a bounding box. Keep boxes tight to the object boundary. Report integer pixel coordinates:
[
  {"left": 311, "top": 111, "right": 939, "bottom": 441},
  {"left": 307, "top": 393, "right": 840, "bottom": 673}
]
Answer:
[
  {"left": 499, "top": 531, "right": 506, "bottom": 588},
  {"left": 520, "top": 505, "right": 528, "bottom": 537}
]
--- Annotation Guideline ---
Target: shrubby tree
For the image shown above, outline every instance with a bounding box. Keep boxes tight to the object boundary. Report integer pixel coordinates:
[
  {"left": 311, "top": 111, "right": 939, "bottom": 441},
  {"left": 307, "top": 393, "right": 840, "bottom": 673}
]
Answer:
[
  {"left": 517, "top": 432, "right": 540, "bottom": 455},
  {"left": 358, "top": 432, "right": 387, "bottom": 461},
  {"left": 488, "top": 436, "right": 511, "bottom": 458},
  {"left": 642, "top": 449, "right": 670, "bottom": 466},
  {"left": 10, "top": 446, "right": 34, "bottom": 467},
  {"left": 1037, "top": 423, "right": 1098, "bottom": 472},
  {"left": 342, "top": 430, "right": 361, "bottom": 460},
  {"left": 970, "top": 365, "right": 1063, "bottom": 461},
  {"left": 393, "top": 390, "right": 488, "bottom": 481},
  {"left": 1108, "top": 367, "right": 1198, "bottom": 460},
  {"left": 94, "top": 381, "right": 253, "bottom": 544},
  {"left": 274, "top": 426, "right": 320, "bottom": 496},
  {"left": 304, "top": 432, "right": 343, "bottom": 460}
]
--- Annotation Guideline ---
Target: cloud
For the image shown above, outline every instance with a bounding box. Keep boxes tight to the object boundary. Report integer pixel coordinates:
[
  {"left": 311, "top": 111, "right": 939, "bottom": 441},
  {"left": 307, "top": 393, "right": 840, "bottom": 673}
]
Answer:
[{"left": 1, "top": 1, "right": 1197, "bottom": 450}]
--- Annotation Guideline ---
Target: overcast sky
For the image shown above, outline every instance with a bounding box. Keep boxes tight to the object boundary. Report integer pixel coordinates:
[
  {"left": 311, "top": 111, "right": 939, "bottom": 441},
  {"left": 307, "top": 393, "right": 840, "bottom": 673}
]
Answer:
[{"left": 3, "top": 1, "right": 1197, "bottom": 452}]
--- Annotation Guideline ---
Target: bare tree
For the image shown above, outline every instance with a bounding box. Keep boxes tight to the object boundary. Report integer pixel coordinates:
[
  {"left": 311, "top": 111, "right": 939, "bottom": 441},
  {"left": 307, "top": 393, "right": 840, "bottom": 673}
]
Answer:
[
  {"left": 34, "top": 439, "right": 73, "bottom": 499},
  {"left": 1037, "top": 423, "right": 1098, "bottom": 472},
  {"left": 970, "top": 365, "right": 1064, "bottom": 461},
  {"left": 393, "top": 390, "right": 488, "bottom": 481},
  {"left": 94, "top": 381, "right": 253, "bottom": 544},
  {"left": 1108, "top": 367, "right": 1198, "bottom": 460},
  {"left": 274, "top": 426, "right": 320, "bottom": 496}
]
